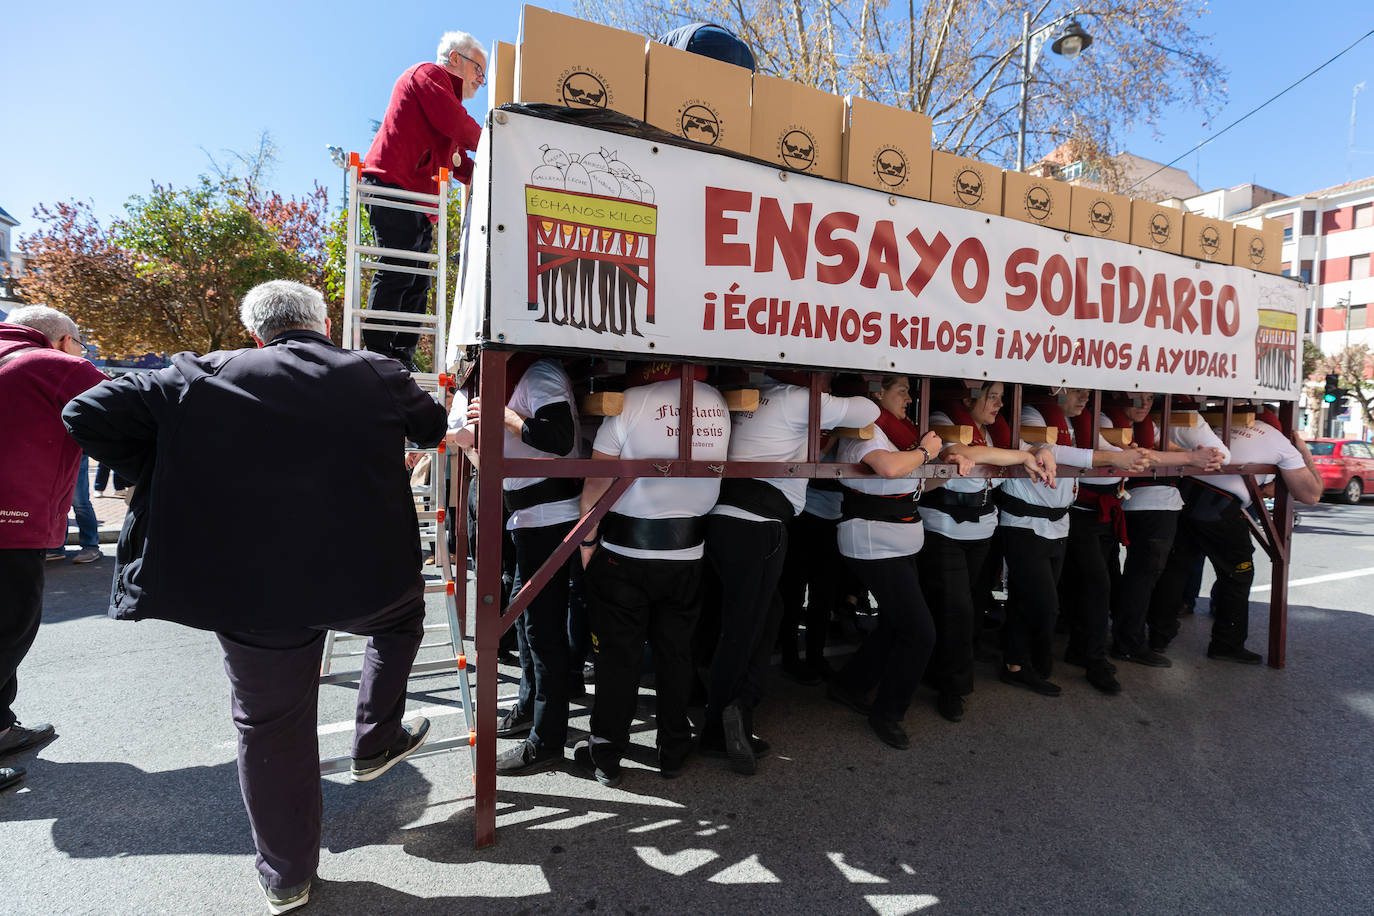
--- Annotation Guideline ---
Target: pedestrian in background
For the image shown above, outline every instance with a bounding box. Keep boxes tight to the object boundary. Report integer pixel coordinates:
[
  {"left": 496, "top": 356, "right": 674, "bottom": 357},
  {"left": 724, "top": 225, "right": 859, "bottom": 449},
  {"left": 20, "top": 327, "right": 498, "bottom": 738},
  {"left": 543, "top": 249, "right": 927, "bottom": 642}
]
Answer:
[
  {"left": 0, "top": 306, "right": 107, "bottom": 784},
  {"left": 64, "top": 280, "right": 447, "bottom": 914}
]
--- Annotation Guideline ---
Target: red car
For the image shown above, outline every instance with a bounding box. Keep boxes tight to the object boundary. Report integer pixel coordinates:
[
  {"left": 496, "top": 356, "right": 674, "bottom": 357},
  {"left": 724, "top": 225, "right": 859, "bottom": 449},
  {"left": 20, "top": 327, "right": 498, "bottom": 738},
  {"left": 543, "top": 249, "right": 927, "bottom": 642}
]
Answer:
[{"left": 1309, "top": 438, "right": 1374, "bottom": 503}]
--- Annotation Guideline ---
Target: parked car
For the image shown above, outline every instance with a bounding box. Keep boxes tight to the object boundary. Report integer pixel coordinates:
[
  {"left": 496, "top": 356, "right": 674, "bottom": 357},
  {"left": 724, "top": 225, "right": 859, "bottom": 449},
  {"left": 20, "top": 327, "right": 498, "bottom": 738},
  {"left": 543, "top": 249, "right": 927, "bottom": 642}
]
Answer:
[{"left": 1308, "top": 438, "right": 1374, "bottom": 503}]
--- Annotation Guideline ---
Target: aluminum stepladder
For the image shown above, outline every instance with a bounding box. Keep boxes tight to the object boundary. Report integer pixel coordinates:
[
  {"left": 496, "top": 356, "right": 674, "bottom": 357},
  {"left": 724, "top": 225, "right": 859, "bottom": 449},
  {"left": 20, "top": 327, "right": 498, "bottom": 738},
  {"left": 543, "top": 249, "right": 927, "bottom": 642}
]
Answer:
[{"left": 318, "top": 152, "right": 477, "bottom": 775}]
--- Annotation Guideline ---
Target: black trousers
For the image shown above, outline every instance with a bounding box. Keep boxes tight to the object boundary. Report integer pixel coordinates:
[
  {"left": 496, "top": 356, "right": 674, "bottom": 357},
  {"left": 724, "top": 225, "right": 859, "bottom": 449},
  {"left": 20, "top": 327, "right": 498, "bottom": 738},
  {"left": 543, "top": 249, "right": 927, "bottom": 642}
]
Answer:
[
  {"left": 0, "top": 549, "right": 44, "bottom": 732},
  {"left": 362, "top": 179, "right": 434, "bottom": 364},
  {"left": 834, "top": 553, "right": 935, "bottom": 723},
  {"left": 1151, "top": 498, "right": 1256, "bottom": 652},
  {"left": 1001, "top": 526, "right": 1066, "bottom": 672},
  {"left": 1113, "top": 510, "right": 1179, "bottom": 654},
  {"left": 217, "top": 593, "right": 425, "bottom": 890},
  {"left": 585, "top": 551, "right": 702, "bottom": 764},
  {"left": 778, "top": 511, "right": 841, "bottom": 664},
  {"left": 916, "top": 530, "right": 992, "bottom": 697},
  {"left": 1060, "top": 510, "right": 1119, "bottom": 665},
  {"left": 704, "top": 515, "right": 787, "bottom": 730},
  {"left": 510, "top": 522, "right": 575, "bottom": 752}
]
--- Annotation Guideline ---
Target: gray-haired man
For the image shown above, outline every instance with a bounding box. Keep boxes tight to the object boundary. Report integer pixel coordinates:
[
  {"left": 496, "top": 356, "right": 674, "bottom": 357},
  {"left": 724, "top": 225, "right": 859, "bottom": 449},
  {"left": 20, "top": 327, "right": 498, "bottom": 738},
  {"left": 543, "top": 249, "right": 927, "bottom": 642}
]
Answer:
[{"left": 63, "top": 280, "right": 447, "bottom": 913}]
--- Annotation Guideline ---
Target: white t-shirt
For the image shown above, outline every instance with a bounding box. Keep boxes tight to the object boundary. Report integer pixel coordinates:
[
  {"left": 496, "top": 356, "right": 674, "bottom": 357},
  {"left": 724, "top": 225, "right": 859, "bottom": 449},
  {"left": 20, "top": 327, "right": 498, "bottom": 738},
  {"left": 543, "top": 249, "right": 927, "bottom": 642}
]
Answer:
[
  {"left": 1206, "top": 422, "right": 1304, "bottom": 506},
  {"left": 1125, "top": 416, "right": 1229, "bottom": 513},
  {"left": 917, "top": 410, "right": 1002, "bottom": 542},
  {"left": 835, "top": 423, "right": 925, "bottom": 560},
  {"left": 802, "top": 444, "right": 845, "bottom": 521},
  {"left": 997, "top": 406, "right": 1092, "bottom": 540},
  {"left": 592, "top": 378, "right": 730, "bottom": 560},
  {"left": 448, "top": 359, "right": 583, "bottom": 530},
  {"left": 712, "top": 382, "right": 880, "bottom": 523}
]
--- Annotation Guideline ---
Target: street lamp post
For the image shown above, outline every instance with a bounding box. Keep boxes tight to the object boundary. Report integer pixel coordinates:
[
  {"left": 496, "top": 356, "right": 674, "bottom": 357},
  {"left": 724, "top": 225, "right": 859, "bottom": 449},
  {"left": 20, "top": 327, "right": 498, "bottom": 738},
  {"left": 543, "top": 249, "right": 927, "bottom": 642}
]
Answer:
[
  {"left": 1015, "top": 12, "right": 1094, "bottom": 172},
  {"left": 327, "top": 144, "right": 348, "bottom": 213}
]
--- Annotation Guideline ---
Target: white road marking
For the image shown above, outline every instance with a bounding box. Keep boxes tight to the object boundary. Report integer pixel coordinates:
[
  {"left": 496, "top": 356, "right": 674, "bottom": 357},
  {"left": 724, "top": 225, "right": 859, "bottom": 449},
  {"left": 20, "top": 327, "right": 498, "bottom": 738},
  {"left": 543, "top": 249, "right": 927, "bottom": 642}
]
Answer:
[
  {"left": 708, "top": 853, "right": 781, "bottom": 884},
  {"left": 634, "top": 846, "right": 719, "bottom": 876},
  {"left": 1252, "top": 566, "right": 1374, "bottom": 593},
  {"left": 828, "top": 851, "right": 888, "bottom": 884},
  {"left": 864, "top": 894, "right": 941, "bottom": 915}
]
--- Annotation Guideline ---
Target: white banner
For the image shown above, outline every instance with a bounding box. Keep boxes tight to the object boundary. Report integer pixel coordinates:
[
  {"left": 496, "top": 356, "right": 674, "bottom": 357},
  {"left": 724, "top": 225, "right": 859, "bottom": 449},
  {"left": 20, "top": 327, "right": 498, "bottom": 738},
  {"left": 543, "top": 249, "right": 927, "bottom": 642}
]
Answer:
[{"left": 453, "top": 111, "right": 1303, "bottom": 401}]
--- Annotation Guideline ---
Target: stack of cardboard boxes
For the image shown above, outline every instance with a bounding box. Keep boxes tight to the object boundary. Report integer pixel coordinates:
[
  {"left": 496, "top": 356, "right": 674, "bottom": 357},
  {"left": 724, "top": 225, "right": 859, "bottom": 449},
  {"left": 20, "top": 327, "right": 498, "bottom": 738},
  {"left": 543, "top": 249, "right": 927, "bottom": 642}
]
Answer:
[{"left": 497, "top": 5, "right": 1284, "bottom": 276}]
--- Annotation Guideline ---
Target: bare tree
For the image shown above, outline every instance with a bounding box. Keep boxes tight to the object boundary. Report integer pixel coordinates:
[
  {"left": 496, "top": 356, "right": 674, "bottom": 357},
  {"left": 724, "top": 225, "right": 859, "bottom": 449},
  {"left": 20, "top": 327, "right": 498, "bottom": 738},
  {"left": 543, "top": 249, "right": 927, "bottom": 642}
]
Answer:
[
  {"left": 577, "top": 0, "right": 1225, "bottom": 187},
  {"left": 1321, "top": 344, "right": 1374, "bottom": 432}
]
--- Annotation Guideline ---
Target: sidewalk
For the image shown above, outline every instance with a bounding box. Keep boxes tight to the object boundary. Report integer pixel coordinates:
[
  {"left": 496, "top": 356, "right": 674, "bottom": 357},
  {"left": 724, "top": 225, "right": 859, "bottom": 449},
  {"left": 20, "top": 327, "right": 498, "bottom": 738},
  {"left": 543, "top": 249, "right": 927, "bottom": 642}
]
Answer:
[{"left": 65, "top": 462, "right": 126, "bottom": 545}]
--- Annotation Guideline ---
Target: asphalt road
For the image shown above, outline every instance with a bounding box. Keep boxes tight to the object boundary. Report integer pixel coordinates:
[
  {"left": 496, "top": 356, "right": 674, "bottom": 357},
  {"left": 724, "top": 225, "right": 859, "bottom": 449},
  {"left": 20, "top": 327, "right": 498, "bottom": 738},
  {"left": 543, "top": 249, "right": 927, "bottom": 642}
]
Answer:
[{"left": 5, "top": 500, "right": 1374, "bottom": 915}]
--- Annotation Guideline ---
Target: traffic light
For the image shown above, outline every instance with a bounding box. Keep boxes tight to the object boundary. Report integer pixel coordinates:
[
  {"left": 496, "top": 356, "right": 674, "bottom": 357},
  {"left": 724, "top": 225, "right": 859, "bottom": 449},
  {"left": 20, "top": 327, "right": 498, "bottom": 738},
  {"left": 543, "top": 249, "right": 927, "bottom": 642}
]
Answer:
[
  {"left": 1334, "top": 388, "right": 1350, "bottom": 412},
  {"left": 1323, "top": 372, "right": 1340, "bottom": 403}
]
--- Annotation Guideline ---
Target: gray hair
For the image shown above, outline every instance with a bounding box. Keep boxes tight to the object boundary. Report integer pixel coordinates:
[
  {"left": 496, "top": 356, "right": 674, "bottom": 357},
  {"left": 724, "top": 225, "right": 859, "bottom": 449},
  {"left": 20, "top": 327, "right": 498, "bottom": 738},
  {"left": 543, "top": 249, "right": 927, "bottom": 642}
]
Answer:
[
  {"left": 436, "top": 31, "right": 485, "bottom": 66},
  {"left": 238, "top": 280, "right": 327, "bottom": 341},
  {"left": 7, "top": 305, "right": 78, "bottom": 345}
]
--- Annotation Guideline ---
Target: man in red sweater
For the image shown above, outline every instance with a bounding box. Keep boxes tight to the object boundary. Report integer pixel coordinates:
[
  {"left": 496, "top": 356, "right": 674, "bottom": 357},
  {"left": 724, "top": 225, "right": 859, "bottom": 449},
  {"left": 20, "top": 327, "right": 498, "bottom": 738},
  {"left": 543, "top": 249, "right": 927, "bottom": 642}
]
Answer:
[
  {"left": 0, "top": 306, "right": 107, "bottom": 787},
  {"left": 361, "top": 31, "right": 485, "bottom": 369}
]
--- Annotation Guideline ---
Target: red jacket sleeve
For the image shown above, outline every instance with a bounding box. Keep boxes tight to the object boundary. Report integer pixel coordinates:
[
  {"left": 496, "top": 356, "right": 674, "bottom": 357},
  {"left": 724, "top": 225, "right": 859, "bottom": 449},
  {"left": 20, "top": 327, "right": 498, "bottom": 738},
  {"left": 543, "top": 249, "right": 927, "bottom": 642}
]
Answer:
[{"left": 411, "top": 65, "right": 482, "bottom": 154}]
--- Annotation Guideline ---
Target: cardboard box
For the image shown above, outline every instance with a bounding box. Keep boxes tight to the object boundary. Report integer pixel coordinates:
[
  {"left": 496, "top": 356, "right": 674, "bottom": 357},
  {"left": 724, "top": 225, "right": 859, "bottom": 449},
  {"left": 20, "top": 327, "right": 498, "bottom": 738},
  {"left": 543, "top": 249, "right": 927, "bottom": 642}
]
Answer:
[
  {"left": 515, "top": 5, "right": 646, "bottom": 119},
  {"left": 1182, "top": 212, "right": 1235, "bottom": 264},
  {"left": 490, "top": 40, "right": 516, "bottom": 109},
  {"left": 929, "top": 151, "right": 1002, "bottom": 215},
  {"left": 1069, "top": 187, "right": 1130, "bottom": 242},
  {"left": 750, "top": 74, "right": 844, "bottom": 180},
  {"left": 1233, "top": 217, "right": 1283, "bottom": 273},
  {"left": 1002, "top": 171, "right": 1070, "bottom": 230},
  {"left": 842, "top": 96, "right": 932, "bottom": 199},
  {"left": 644, "top": 41, "right": 751, "bottom": 155},
  {"left": 1129, "top": 199, "right": 1184, "bottom": 255}
]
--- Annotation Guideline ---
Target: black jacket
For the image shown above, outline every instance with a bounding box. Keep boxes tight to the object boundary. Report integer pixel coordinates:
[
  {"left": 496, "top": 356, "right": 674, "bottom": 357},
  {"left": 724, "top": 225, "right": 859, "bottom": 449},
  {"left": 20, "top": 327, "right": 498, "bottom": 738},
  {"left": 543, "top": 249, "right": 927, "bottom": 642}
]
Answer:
[{"left": 62, "top": 330, "right": 447, "bottom": 632}]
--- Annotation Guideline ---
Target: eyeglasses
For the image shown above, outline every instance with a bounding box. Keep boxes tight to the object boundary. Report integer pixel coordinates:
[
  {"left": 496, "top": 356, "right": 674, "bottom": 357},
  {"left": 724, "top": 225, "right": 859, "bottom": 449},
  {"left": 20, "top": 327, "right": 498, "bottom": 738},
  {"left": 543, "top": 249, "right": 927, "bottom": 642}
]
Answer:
[
  {"left": 454, "top": 51, "right": 485, "bottom": 84},
  {"left": 64, "top": 334, "right": 93, "bottom": 354}
]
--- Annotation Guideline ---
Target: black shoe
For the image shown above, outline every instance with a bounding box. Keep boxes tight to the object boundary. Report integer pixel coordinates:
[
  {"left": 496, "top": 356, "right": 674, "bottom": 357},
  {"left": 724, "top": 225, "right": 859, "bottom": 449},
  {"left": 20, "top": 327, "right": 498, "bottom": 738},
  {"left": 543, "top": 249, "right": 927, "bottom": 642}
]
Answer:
[
  {"left": 1207, "top": 644, "right": 1262, "bottom": 665},
  {"left": 721, "top": 702, "right": 756, "bottom": 776},
  {"left": 495, "top": 739, "right": 564, "bottom": 776},
  {"left": 827, "top": 681, "right": 873, "bottom": 715},
  {"left": 0, "top": 721, "right": 56, "bottom": 758},
  {"left": 1148, "top": 637, "right": 1171, "bottom": 653},
  {"left": 495, "top": 705, "right": 533, "bottom": 738},
  {"left": 659, "top": 749, "right": 690, "bottom": 779},
  {"left": 1000, "top": 666, "right": 1062, "bottom": 697},
  {"left": 936, "top": 693, "right": 964, "bottom": 723},
  {"left": 1085, "top": 664, "right": 1122, "bottom": 695},
  {"left": 350, "top": 718, "right": 430, "bottom": 782},
  {"left": 1110, "top": 645, "right": 1173, "bottom": 668},
  {"left": 779, "top": 657, "right": 823, "bottom": 686},
  {"left": 573, "top": 740, "right": 622, "bottom": 788},
  {"left": 0, "top": 766, "right": 24, "bottom": 792},
  {"left": 1064, "top": 647, "right": 1116, "bottom": 673},
  {"left": 867, "top": 715, "right": 910, "bottom": 750},
  {"left": 699, "top": 731, "right": 769, "bottom": 759}
]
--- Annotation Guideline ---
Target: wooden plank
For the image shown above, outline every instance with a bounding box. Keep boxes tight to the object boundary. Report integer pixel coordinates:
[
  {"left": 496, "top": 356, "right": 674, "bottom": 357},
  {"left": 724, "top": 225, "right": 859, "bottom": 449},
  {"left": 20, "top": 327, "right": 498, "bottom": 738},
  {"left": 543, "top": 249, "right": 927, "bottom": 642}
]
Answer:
[
  {"left": 1203, "top": 410, "right": 1255, "bottom": 427},
  {"left": 833, "top": 424, "right": 875, "bottom": 439},
  {"left": 1151, "top": 411, "right": 1200, "bottom": 427},
  {"left": 931, "top": 424, "right": 973, "bottom": 445},
  {"left": 1100, "top": 427, "right": 1134, "bottom": 447},
  {"left": 725, "top": 388, "right": 760, "bottom": 412},
  {"left": 1018, "top": 425, "right": 1058, "bottom": 444},
  {"left": 581, "top": 391, "right": 624, "bottom": 416}
]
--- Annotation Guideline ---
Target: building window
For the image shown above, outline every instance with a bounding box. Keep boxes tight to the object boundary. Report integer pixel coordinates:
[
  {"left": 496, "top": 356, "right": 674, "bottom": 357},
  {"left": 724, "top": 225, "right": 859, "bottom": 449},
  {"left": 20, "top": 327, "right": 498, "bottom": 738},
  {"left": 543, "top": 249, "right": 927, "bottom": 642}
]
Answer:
[
  {"left": 1352, "top": 304, "right": 1368, "bottom": 330},
  {"left": 1300, "top": 258, "right": 1314, "bottom": 283},
  {"left": 1356, "top": 203, "right": 1374, "bottom": 229},
  {"left": 1353, "top": 253, "right": 1371, "bottom": 281},
  {"left": 1283, "top": 226, "right": 1293, "bottom": 241},
  {"left": 1303, "top": 211, "right": 1317, "bottom": 235},
  {"left": 1281, "top": 262, "right": 1292, "bottom": 276},
  {"left": 1060, "top": 161, "right": 1084, "bottom": 181}
]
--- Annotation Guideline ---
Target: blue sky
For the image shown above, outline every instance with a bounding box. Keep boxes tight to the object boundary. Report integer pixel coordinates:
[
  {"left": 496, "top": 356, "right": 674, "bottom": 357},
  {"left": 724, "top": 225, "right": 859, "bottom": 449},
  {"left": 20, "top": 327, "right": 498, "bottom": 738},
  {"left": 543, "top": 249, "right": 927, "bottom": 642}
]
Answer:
[{"left": 5, "top": 1, "right": 1372, "bottom": 238}]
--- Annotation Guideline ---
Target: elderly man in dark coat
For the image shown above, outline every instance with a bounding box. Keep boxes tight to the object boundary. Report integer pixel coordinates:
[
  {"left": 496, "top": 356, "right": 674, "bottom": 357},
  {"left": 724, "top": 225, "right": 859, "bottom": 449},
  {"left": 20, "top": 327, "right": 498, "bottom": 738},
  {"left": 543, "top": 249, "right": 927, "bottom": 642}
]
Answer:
[{"left": 63, "top": 280, "right": 447, "bottom": 914}]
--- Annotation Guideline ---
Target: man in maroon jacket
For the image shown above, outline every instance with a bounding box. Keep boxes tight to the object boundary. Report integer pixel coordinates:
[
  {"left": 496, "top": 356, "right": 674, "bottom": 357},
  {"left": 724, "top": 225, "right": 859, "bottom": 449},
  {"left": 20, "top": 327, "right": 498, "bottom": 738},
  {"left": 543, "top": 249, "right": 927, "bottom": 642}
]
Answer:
[
  {"left": 0, "top": 306, "right": 107, "bottom": 784},
  {"left": 361, "top": 30, "right": 485, "bottom": 369}
]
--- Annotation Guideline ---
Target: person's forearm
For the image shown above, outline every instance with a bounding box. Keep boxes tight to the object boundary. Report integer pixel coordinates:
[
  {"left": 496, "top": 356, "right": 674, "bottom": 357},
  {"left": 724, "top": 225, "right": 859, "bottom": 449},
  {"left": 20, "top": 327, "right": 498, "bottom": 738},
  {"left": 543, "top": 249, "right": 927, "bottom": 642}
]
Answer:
[
  {"left": 946, "top": 444, "right": 1027, "bottom": 467},
  {"left": 580, "top": 477, "right": 614, "bottom": 537}
]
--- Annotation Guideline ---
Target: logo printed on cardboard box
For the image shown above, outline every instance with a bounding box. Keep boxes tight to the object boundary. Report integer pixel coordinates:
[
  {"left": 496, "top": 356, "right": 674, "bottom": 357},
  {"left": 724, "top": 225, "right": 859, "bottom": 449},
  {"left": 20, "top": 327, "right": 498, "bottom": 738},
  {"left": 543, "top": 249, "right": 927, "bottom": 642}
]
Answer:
[
  {"left": 1248, "top": 236, "right": 1266, "bottom": 266},
  {"left": 559, "top": 69, "right": 611, "bottom": 108},
  {"left": 872, "top": 147, "right": 909, "bottom": 188},
  {"left": 779, "top": 127, "right": 817, "bottom": 171},
  {"left": 953, "top": 168, "right": 985, "bottom": 207},
  {"left": 1200, "top": 225, "right": 1222, "bottom": 257},
  {"left": 1023, "top": 184, "right": 1053, "bottom": 222},
  {"left": 1149, "top": 212, "right": 1173, "bottom": 246},
  {"left": 678, "top": 102, "right": 722, "bottom": 146},
  {"left": 1087, "top": 199, "right": 1116, "bottom": 234}
]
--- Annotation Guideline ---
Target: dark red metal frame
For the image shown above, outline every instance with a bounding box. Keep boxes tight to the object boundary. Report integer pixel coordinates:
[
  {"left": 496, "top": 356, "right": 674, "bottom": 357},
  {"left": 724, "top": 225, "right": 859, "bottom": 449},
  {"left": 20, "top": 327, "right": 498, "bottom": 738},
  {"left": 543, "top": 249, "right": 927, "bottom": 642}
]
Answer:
[{"left": 454, "top": 347, "right": 1295, "bottom": 848}]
